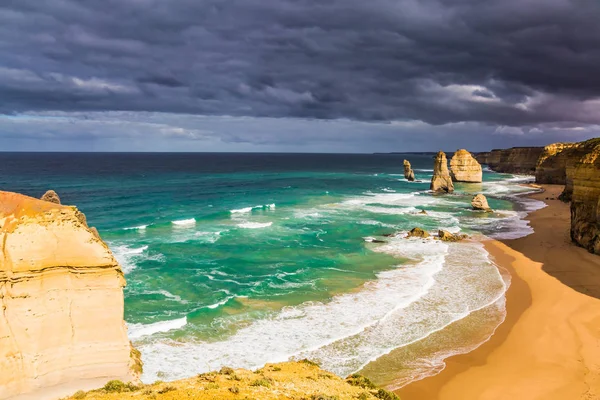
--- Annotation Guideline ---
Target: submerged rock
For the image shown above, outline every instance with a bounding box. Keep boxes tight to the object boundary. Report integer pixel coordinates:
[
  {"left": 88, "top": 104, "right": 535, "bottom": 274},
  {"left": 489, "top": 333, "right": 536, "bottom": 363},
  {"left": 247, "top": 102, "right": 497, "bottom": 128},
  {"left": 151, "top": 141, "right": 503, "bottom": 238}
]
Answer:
[
  {"left": 406, "top": 227, "right": 430, "bottom": 238},
  {"left": 430, "top": 151, "right": 454, "bottom": 193},
  {"left": 449, "top": 149, "right": 482, "bottom": 183},
  {"left": 471, "top": 194, "right": 493, "bottom": 212},
  {"left": 438, "top": 230, "right": 468, "bottom": 242},
  {"left": 403, "top": 159, "right": 415, "bottom": 181},
  {"left": 40, "top": 189, "right": 61, "bottom": 204}
]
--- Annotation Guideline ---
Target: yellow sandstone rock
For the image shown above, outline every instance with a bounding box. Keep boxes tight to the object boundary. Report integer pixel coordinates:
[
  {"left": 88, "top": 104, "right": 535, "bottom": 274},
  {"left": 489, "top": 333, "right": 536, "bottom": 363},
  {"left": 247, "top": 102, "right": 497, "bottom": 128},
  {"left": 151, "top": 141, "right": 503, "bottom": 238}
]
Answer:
[
  {"left": 0, "top": 191, "right": 138, "bottom": 400},
  {"left": 430, "top": 151, "right": 454, "bottom": 193},
  {"left": 449, "top": 149, "right": 482, "bottom": 183}
]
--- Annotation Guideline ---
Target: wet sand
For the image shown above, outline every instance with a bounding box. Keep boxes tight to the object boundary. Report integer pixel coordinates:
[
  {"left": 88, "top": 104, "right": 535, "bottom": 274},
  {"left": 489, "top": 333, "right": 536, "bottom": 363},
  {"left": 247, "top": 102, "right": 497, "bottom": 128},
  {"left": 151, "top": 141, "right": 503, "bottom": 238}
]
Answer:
[{"left": 397, "top": 184, "right": 600, "bottom": 400}]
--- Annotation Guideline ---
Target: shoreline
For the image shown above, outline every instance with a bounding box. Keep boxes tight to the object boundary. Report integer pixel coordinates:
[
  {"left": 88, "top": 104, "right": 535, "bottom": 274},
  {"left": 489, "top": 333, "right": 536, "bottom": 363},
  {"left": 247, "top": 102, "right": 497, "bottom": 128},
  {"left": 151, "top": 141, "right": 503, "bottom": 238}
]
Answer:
[{"left": 397, "top": 184, "right": 600, "bottom": 400}]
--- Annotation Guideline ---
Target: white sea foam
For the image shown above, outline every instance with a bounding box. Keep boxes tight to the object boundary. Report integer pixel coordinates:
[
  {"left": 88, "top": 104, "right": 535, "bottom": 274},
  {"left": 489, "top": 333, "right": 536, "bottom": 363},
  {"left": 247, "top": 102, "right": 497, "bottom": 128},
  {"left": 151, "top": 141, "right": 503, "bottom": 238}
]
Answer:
[
  {"left": 230, "top": 204, "right": 275, "bottom": 214},
  {"left": 128, "top": 316, "right": 188, "bottom": 340},
  {"left": 111, "top": 244, "right": 150, "bottom": 273},
  {"left": 123, "top": 224, "right": 149, "bottom": 231},
  {"left": 194, "top": 231, "right": 222, "bottom": 243},
  {"left": 141, "top": 289, "right": 188, "bottom": 304},
  {"left": 237, "top": 222, "right": 273, "bottom": 229},
  {"left": 172, "top": 218, "right": 196, "bottom": 226}
]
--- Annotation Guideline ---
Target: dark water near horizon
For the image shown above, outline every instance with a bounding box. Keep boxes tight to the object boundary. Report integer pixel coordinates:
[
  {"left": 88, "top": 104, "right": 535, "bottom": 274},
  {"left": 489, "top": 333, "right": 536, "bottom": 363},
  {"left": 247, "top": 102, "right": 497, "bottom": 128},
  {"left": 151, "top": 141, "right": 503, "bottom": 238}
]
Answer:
[{"left": 0, "top": 152, "right": 544, "bottom": 386}]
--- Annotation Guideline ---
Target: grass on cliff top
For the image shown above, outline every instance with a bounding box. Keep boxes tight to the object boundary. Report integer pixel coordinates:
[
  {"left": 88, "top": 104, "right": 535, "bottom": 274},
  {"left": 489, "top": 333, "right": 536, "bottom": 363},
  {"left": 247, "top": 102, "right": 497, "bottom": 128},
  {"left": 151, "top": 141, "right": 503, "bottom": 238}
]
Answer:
[{"left": 62, "top": 362, "right": 399, "bottom": 400}]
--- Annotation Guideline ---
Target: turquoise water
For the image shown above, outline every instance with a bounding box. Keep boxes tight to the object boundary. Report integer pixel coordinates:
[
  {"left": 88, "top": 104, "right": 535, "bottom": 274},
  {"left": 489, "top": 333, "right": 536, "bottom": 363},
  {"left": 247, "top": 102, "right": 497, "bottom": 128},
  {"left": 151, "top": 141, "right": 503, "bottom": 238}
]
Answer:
[{"left": 0, "top": 152, "right": 543, "bottom": 384}]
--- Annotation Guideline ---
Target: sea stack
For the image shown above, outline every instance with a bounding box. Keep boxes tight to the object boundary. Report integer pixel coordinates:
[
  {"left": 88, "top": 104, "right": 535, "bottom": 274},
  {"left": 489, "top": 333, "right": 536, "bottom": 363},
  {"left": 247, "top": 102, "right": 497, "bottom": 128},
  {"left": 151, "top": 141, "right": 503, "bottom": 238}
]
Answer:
[
  {"left": 0, "top": 191, "right": 140, "bottom": 399},
  {"left": 471, "top": 193, "right": 493, "bottom": 212},
  {"left": 450, "top": 149, "right": 482, "bottom": 183},
  {"left": 430, "top": 151, "right": 454, "bottom": 192},
  {"left": 403, "top": 159, "right": 415, "bottom": 181}
]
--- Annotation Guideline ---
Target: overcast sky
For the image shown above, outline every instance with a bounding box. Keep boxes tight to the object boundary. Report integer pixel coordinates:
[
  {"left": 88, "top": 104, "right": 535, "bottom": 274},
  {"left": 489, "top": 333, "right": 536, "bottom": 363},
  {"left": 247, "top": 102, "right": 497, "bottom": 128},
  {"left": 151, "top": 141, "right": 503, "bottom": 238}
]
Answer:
[{"left": 2, "top": 0, "right": 600, "bottom": 152}]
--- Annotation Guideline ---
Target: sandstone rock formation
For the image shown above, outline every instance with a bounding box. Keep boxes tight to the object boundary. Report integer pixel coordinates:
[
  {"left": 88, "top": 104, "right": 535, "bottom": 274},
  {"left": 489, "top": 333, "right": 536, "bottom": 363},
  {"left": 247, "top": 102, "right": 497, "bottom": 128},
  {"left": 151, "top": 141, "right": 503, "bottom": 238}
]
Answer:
[
  {"left": 64, "top": 361, "right": 395, "bottom": 400},
  {"left": 407, "top": 227, "right": 429, "bottom": 238},
  {"left": 475, "top": 147, "right": 544, "bottom": 174},
  {"left": 471, "top": 194, "right": 492, "bottom": 212},
  {"left": 40, "top": 189, "right": 61, "bottom": 204},
  {"left": 449, "top": 149, "right": 482, "bottom": 183},
  {"left": 0, "top": 191, "right": 139, "bottom": 399},
  {"left": 535, "top": 142, "right": 582, "bottom": 184},
  {"left": 430, "top": 151, "right": 454, "bottom": 192},
  {"left": 562, "top": 138, "right": 600, "bottom": 254},
  {"left": 438, "top": 230, "right": 468, "bottom": 242},
  {"left": 403, "top": 159, "right": 415, "bottom": 181}
]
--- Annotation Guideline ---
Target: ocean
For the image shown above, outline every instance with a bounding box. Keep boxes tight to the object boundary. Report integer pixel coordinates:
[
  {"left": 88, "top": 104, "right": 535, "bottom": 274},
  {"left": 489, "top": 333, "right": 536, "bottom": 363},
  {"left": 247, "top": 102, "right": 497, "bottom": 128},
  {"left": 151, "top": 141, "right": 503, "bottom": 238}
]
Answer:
[{"left": 0, "top": 152, "right": 544, "bottom": 388}]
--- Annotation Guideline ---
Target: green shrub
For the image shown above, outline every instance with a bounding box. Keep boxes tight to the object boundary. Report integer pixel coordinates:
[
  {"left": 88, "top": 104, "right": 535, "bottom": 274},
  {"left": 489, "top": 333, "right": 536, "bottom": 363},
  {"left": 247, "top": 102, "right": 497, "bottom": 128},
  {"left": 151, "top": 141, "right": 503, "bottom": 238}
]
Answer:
[
  {"left": 299, "top": 359, "right": 320, "bottom": 367},
  {"left": 103, "top": 380, "right": 126, "bottom": 393},
  {"left": 229, "top": 385, "right": 240, "bottom": 394},
  {"left": 357, "top": 393, "right": 370, "bottom": 400},
  {"left": 311, "top": 395, "right": 339, "bottom": 400},
  {"left": 205, "top": 382, "right": 220, "bottom": 390},
  {"left": 346, "top": 374, "right": 377, "bottom": 390},
  {"left": 157, "top": 385, "right": 176, "bottom": 394},
  {"left": 220, "top": 366, "right": 235, "bottom": 375},
  {"left": 72, "top": 390, "right": 86, "bottom": 399},
  {"left": 250, "top": 378, "right": 272, "bottom": 388},
  {"left": 375, "top": 388, "right": 400, "bottom": 400}
]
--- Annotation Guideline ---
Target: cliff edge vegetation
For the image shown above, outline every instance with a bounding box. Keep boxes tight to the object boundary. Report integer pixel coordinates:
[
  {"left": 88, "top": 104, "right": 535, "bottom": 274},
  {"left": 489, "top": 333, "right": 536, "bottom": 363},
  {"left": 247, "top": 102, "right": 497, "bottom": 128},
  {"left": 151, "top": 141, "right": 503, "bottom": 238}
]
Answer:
[{"left": 62, "top": 361, "right": 400, "bottom": 400}]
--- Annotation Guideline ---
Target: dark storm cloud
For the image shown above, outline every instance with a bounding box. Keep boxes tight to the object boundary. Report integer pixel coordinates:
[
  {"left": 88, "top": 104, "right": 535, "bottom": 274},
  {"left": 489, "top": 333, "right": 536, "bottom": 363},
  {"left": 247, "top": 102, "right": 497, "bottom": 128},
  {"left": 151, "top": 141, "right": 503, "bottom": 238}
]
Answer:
[{"left": 1, "top": 0, "right": 600, "bottom": 126}]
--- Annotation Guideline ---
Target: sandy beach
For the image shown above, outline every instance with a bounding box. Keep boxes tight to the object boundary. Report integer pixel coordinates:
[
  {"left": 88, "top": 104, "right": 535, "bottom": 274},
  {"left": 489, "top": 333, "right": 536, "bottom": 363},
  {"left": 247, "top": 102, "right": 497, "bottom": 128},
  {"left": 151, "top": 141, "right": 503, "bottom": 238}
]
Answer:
[{"left": 398, "top": 184, "right": 600, "bottom": 400}]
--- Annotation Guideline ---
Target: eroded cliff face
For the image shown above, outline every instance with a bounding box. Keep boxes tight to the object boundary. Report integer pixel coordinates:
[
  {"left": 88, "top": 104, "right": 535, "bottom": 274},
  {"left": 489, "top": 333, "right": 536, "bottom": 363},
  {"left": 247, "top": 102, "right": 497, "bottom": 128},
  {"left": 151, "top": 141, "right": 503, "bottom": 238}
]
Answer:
[
  {"left": 563, "top": 139, "right": 600, "bottom": 254},
  {"left": 475, "top": 147, "right": 544, "bottom": 174},
  {"left": 0, "top": 191, "right": 137, "bottom": 399},
  {"left": 535, "top": 142, "right": 582, "bottom": 184},
  {"left": 449, "top": 149, "right": 482, "bottom": 183}
]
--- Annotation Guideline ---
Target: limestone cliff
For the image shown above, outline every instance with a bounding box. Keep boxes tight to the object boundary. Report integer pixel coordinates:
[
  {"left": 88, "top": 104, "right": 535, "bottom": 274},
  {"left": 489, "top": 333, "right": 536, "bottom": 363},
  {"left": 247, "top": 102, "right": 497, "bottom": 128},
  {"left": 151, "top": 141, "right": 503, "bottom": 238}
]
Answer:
[
  {"left": 0, "top": 191, "right": 138, "bottom": 400},
  {"left": 449, "top": 149, "right": 482, "bottom": 182},
  {"left": 64, "top": 361, "right": 397, "bottom": 400},
  {"left": 562, "top": 138, "right": 600, "bottom": 254},
  {"left": 535, "top": 142, "right": 582, "bottom": 184},
  {"left": 430, "top": 151, "right": 454, "bottom": 192},
  {"left": 403, "top": 159, "right": 415, "bottom": 181},
  {"left": 475, "top": 147, "right": 544, "bottom": 174}
]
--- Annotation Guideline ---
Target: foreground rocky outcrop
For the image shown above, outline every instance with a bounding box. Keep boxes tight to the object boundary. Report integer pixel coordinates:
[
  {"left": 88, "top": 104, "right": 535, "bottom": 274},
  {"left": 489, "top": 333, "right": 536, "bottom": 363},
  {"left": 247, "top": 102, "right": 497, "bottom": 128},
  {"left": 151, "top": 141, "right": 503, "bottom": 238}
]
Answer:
[
  {"left": 63, "top": 361, "right": 398, "bottom": 400},
  {"left": 449, "top": 149, "right": 482, "bottom": 182},
  {"left": 430, "top": 151, "right": 454, "bottom": 192},
  {"left": 471, "top": 194, "right": 492, "bottom": 212},
  {"left": 406, "top": 227, "right": 429, "bottom": 238},
  {"left": 40, "top": 189, "right": 61, "bottom": 204},
  {"left": 562, "top": 138, "right": 600, "bottom": 254},
  {"left": 0, "top": 191, "right": 139, "bottom": 399},
  {"left": 438, "top": 230, "right": 468, "bottom": 242},
  {"left": 403, "top": 159, "right": 415, "bottom": 181},
  {"left": 475, "top": 147, "right": 544, "bottom": 174}
]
